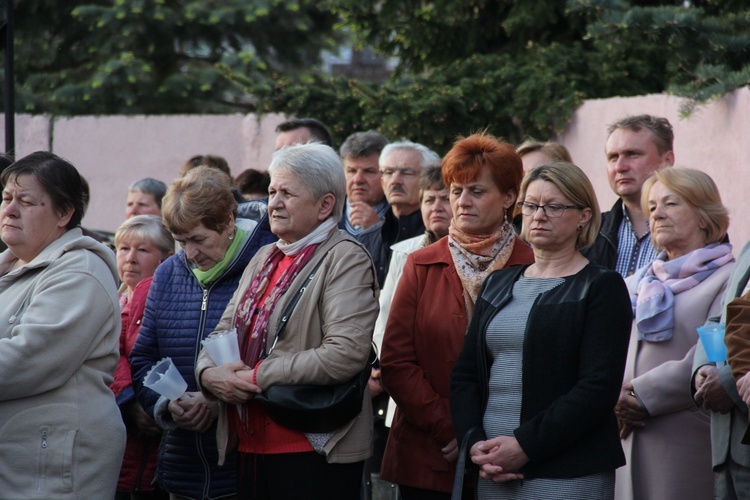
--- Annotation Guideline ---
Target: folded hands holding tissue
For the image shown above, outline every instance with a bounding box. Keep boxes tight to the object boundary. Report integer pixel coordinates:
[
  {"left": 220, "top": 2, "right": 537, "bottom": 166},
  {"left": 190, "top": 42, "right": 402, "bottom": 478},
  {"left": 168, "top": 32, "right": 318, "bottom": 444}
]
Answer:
[{"left": 200, "top": 329, "right": 261, "bottom": 406}]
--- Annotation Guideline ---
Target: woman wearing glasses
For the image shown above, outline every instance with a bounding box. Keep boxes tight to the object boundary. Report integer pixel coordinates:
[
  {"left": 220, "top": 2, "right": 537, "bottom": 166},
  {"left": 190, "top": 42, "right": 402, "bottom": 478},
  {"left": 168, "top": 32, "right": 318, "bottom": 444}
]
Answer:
[
  {"left": 379, "top": 133, "right": 534, "bottom": 499},
  {"left": 452, "top": 162, "right": 632, "bottom": 499}
]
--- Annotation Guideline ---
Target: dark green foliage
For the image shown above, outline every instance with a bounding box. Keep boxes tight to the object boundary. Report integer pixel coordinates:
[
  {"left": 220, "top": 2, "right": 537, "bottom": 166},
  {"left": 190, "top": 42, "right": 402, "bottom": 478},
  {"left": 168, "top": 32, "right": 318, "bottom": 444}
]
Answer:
[
  {"left": 2, "top": 1, "right": 748, "bottom": 153},
  {"left": 2, "top": 0, "right": 342, "bottom": 114}
]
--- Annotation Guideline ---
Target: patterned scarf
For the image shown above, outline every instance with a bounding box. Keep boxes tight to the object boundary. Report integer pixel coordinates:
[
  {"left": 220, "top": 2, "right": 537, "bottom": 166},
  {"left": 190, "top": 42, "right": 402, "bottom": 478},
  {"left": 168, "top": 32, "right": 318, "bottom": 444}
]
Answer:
[
  {"left": 448, "top": 218, "right": 516, "bottom": 306},
  {"left": 628, "top": 242, "right": 733, "bottom": 342},
  {"left": 234, "top": 244, "right": 318, "bottom": 370}
]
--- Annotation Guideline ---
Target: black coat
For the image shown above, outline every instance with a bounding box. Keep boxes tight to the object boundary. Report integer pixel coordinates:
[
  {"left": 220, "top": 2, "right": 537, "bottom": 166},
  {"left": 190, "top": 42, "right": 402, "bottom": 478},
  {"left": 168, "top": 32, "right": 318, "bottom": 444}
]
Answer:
[
  {"left": 340, "top": 203, "right": 425, "bottom": 286},
  {"left": 580, "top": 199, "right": 622, "bottom": 271},
  {"left": 451, "top": 263, "right": 632, "bottom": 479}
]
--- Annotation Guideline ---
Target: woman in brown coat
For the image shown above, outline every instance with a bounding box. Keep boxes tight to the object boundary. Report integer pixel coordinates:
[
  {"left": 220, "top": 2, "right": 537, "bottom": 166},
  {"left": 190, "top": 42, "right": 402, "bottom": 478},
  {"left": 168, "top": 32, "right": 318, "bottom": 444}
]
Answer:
[{"left": 379, "top": 133, "right": 534, "bottom": 499}]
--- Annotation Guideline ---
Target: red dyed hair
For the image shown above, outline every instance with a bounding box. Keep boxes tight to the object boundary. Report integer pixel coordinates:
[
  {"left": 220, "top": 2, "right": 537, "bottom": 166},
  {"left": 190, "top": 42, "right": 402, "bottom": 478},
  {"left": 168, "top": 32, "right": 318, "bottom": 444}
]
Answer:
[{"left": 442, "top": 133, "right": 523, "bottom": 219}]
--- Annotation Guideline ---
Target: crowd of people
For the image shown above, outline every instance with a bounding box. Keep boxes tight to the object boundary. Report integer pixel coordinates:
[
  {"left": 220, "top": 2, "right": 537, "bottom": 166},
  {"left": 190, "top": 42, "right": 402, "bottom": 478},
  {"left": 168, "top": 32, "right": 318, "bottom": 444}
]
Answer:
[{"left": 2, "top": 114, "right": 750, "bottom": 500}]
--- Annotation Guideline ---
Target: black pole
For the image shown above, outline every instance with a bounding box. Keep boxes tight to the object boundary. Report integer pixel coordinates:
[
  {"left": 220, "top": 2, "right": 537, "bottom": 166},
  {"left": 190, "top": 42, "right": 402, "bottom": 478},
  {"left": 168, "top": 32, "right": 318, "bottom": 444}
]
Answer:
[{"left": 4, "top": 0, "right": 14, "bottom": 159}]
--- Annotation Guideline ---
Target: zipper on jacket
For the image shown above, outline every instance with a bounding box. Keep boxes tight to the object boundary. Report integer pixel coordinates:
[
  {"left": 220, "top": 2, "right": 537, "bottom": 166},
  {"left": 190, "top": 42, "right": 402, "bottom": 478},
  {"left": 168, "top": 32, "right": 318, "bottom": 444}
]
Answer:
[
  {"left": 37, "top": 428, "right": 48, "bottom": 492},
  {"left": 201, "top": 289, "right": 208, "bottom": 311}
]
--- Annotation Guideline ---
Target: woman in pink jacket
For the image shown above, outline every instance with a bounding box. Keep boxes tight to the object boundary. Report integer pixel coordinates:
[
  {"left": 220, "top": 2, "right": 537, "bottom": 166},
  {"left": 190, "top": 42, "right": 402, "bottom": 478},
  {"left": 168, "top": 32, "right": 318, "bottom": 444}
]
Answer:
[{"left": 110, "top": 215, "right": 173, "bottom": 499}]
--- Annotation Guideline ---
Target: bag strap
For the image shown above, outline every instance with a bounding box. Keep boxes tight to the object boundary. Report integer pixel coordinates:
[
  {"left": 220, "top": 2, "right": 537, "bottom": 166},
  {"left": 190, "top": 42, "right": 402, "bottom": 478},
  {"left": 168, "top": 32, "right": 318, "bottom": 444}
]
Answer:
[
  {"left": 266, "top": 249, "right": 330, "bottom": 356},
  {"left": 452, "top": 427, "right": 483, "bottom": 500},
  {"left": 265, "top": 237, "right": 378, "bottom": 358}
]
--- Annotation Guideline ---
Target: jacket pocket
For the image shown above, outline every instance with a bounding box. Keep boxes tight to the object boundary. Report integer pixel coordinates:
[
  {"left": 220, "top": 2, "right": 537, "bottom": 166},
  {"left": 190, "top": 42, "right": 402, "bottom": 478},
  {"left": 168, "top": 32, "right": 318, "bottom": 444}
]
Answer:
[
  {"left": 36, "top": 425, "right": 78, "bottom": 494},
  {"left": 0, "top": 403, "right": 79, "bottom": 496}
]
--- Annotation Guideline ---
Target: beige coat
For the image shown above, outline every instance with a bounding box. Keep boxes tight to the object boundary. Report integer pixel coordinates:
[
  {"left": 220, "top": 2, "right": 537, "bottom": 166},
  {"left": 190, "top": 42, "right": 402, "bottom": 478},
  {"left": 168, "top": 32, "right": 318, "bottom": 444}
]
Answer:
[
  {"left": 616, "top": 261, "right": 733, "bottom": 500},
  {"left": 197, "top": 230, "right": 379, "bottom": 465}
]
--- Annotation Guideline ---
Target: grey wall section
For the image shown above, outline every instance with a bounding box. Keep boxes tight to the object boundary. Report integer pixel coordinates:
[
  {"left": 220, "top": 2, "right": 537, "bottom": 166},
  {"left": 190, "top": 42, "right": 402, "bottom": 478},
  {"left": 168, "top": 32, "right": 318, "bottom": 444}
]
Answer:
[{"left": 1, "top": 87, "right": 748, "bottom": 246}]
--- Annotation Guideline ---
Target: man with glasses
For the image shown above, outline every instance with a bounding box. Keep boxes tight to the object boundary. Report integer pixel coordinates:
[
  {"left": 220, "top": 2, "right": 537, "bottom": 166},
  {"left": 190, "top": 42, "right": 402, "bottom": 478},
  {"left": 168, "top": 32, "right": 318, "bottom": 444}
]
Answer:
[
  {"left": 339, "top": 136, "right": 440, "bottom": 499},
  {"left": 582, "top": 114, "right": 675, "bottom": 277}
]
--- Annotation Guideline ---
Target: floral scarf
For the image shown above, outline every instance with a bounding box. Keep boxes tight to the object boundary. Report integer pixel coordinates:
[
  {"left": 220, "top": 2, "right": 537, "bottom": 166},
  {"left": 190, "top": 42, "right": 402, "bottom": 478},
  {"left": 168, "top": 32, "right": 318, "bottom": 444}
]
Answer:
[
  {"left": 448, "top": 218, "right": 516, "bottom": 307},
  {"left": 627, "top": 242, "right": 733, "bottom": 342},
  {"left": 234, "top": 218, "right": 339, "bottom": 368},
  {"left": 234, "top": 244, "right": 318, "bottom": 369}
]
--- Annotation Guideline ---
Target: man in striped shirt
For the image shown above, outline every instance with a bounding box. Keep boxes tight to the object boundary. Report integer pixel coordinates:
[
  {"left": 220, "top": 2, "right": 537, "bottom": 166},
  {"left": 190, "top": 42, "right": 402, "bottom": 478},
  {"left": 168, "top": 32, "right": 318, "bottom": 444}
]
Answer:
[{"left": 582, "top": 114, "right": 675, "bottom": 276}]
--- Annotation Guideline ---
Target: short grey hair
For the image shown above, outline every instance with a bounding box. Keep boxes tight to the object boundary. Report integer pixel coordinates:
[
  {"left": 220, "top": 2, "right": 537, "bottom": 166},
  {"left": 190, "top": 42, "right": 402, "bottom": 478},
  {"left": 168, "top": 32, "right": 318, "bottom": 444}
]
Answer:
[
  {"left": 128, "top": 178, "right": 168, "bottom": 208},
  {"left": 269, "top": 143, "right": 347, "bottom": 221},
  {"left": 380, "top": 141, "right": 441, "bottom": 170},
  {"left": 339, "top": 130, "right": 389, "bottom": 160}
]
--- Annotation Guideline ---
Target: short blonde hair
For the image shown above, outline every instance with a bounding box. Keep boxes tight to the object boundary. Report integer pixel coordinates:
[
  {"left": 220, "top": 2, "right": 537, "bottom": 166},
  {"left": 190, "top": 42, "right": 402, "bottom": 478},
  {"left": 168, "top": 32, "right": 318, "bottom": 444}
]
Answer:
[
  {"left": 162, "top": 166, "right": 237, "bottom": 234},
  {"left": 519, "top": 162, "right": 601, "bottom": 250},
  {"left": 114, "top": 215, "right": 174, "bottom": 257},
  {"left": 641, "top": 168, "right": 729, "bottom": 246}
]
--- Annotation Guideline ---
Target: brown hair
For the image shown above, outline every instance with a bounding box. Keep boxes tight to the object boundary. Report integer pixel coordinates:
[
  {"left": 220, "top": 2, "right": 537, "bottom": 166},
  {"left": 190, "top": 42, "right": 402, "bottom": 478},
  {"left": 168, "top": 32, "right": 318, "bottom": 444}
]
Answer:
[
  {"left": 516, "top": 139, "right": 572, "bottom": 163},
  {"left": 1, "top": 151, "right": 85, "bottom": 230},
  {"left": 180, "top": 154, "right": 232, "bottom": 178},
  {"left": 607, "top": 115, "right": 674, "bottom": 155},
  {"left": 162, "top": 166, "right": 237, "bottom": 234}
]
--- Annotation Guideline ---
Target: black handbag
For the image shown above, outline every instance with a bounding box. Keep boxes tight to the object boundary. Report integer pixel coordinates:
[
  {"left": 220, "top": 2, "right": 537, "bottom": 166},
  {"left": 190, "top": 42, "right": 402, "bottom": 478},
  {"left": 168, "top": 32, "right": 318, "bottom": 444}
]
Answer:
[{"left": 254, "top": 248, "right": 376, "bottom": 433}]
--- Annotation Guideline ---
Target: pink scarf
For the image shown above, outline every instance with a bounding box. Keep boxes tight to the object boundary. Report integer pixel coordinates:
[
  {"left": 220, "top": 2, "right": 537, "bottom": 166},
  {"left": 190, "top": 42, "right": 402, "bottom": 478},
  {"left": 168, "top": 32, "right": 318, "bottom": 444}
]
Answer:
[{"left": 627, "top": 243, "right": 733, "bottom": 342}]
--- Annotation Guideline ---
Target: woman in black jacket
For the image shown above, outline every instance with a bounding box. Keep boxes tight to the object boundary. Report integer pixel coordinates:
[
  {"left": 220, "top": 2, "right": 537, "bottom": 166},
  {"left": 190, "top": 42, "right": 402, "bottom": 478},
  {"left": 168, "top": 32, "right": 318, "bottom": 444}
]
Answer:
[{"left": 451, "top": 163, "right": 632, "bottom": 499}]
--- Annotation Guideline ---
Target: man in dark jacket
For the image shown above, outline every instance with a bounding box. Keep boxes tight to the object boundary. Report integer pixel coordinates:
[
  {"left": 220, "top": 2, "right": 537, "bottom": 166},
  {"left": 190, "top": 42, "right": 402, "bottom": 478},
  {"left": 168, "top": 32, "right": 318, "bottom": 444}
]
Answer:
[
  {"left": 339, "top": 131, "right": 391, "bottom": 283},
  {"left": 582, "top": 114, "right": 675, "bottom": 276}
]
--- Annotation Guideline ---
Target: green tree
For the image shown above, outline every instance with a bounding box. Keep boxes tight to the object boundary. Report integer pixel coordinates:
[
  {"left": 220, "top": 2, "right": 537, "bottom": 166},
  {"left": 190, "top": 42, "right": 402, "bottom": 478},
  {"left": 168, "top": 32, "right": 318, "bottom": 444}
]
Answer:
[
  {"left": 243, "top": 0, "right": 750, "bottom": 153},
  {"left": 4, "top": 1, "right": 749, "bottom": 154},
  {"left": 1, "top": 0, "right": 343, "bottom": 114}
]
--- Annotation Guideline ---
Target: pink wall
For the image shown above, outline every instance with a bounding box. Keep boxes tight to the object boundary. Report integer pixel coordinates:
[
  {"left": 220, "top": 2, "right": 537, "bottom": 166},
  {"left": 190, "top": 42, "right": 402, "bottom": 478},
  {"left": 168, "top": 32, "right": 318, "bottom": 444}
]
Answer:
[
  {"left": 558, "top": 88, "right": 750, "bottom": 249},
  {"left": 0, "top": 113, "right": 286, "bottom": 233},
  {"left": 1, "top": 87, "right": 748, "bottom": 248}
]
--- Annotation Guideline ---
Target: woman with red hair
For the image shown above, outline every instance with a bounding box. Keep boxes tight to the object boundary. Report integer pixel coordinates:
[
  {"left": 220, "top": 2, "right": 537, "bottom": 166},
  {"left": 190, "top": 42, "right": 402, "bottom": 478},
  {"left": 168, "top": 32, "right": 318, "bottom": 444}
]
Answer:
[{"left": 380, "top": 133, "right": 534, "bottom": 499}]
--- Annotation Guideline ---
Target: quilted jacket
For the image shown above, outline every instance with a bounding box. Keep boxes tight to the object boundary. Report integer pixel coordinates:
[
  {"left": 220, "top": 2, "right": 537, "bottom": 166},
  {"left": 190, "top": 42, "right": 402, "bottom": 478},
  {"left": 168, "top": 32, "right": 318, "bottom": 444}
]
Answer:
[{"left": 130, "top": 216, "right": 275, "bottom": 499}]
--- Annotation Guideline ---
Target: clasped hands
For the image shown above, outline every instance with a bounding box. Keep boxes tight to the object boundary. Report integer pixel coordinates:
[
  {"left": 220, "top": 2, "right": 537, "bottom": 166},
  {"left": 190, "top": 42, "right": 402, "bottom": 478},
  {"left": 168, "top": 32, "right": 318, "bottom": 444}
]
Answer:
[
  {"left": 201, "top": 361, "right": 261, "bottom": 405},
  {"left": 170, "top": 362, "right": 261, "bottom": 433},
  {"left": 470, "top": 436, "right": 529, "bottom": 483},
  {"left": 167, "top": 392, "right": 218, "bottom": 433}
]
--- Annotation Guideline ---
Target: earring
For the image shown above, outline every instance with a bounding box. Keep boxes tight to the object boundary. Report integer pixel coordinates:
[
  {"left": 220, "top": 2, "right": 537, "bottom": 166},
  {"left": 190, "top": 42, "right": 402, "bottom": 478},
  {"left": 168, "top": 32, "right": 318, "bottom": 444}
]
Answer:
[
  {"left": 504, "top": 212, "right": 508, "bottom": 223},
  {"left": 228, "top": 231, "right": 235, "bottom": 241},
  {"left": 577, "top": 224, "right": 583, "bottom": 231}
]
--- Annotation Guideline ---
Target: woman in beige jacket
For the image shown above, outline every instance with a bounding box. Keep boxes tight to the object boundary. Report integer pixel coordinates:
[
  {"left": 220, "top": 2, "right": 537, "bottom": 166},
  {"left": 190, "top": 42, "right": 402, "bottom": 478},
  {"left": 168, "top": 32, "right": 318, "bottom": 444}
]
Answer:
[{"left": 197, "top": 143, "right": 379, "bottom": 499}]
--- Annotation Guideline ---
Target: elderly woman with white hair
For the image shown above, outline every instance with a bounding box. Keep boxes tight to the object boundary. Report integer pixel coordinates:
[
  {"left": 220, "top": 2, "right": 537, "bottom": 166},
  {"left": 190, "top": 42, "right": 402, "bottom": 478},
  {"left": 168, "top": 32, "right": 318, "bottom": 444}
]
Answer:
[{"left": 197, "top": 143, "right": 379, "bottom": 499}]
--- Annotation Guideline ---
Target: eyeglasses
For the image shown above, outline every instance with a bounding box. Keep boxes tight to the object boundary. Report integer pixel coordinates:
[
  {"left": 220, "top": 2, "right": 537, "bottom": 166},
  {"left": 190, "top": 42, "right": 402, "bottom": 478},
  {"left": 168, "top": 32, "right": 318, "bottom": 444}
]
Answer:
[
  {"left": 517, "top": 201, "right": 584, "bottom": 218},
  {"left": 380, "top": 167, "right": 418, "bottom": 178}
]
